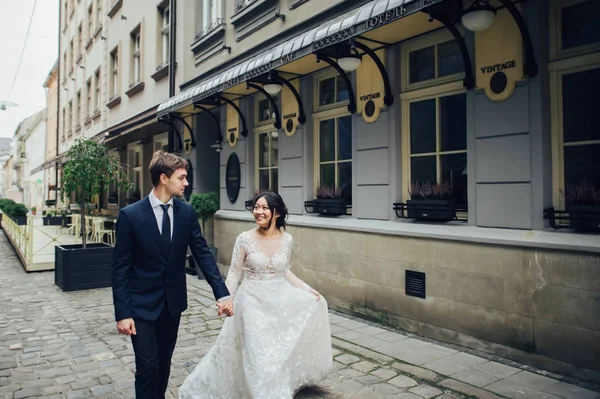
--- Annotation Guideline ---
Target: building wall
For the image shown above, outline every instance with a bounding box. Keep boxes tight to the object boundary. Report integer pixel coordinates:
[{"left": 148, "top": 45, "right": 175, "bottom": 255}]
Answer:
[{"left": 215, "top": 216, "right": 600, "bottom": 379}]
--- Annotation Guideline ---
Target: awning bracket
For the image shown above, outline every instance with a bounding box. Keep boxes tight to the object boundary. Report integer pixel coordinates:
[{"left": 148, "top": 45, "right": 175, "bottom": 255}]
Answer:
[
  {"left": 315, "top": 52, "right": 357, "bottom": 114},
  {"left": 216, "top": 95, "right": 249, "bottom": 138},
  {"left": 279, "top": 78, "right": 306, "bottom": 124},
  {"left": 246, "top": 82, "right": 282, "bottom": 130},
  {"left": 157, "top": 114, "right": 185, "bottom": 153},
  {"left": 497, "top": 0, "right": 538, "bottom": 78}
]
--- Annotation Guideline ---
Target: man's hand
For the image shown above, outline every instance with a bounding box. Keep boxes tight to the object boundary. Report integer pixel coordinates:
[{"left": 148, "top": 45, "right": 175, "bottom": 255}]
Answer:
[
  {"left": 116, "top": 318, "right": 136, "bottom": 335},
  {"left": 216, "top": 297, "right": 234, "bottom": 317}
]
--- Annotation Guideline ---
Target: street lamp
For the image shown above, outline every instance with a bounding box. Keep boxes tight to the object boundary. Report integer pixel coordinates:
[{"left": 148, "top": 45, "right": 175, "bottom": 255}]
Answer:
[
  {"left": 262, "top": 72, "right": 282, "bottom": 95},
  {"left": 337, "top": 46, "right": 362, "bottom": 72}
]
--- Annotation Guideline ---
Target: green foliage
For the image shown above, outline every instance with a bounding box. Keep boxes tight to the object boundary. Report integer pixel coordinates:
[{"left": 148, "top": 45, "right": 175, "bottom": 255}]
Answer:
[
  {"left": 189, "top": 192, "right": 220, "bottom": 223},
  {"left": 62, "top": 139, "right": 131, "bottom": 202},
  {"left": 10, "top": 203, "right": 28, "bottom": 219}
]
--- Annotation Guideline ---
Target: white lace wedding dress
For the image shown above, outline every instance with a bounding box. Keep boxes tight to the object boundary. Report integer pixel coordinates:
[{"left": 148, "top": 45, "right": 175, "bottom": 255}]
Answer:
[{"left": 178, "top": 229, "right": 333, "bottom": 399}]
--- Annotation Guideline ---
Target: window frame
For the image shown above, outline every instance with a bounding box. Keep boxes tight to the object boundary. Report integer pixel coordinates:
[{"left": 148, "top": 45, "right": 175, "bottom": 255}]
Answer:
[
  {"left": 107, "top": 149, "right": 120, "bottom": 208},
  {"left": 254, "top": 124, "right": 279, "bottom": 193},
  {"left": 153, "top": 132, "right": 169, "bottom": 152},
  {"left": 160, "top": 5, "right": 170, "bottom": 65},
  {"left": 127, "top": 143, "right": 143, "bottom": 201},
  {"left": 401, "top": 29, "right": 466, "bottom": 93},
  {"left": 110, "top": 46, "right": 120, "bottom": 98},
  {"left": 549, "top": 0, "right": 600, "bottom": 62},
  {"left": 254, "top": 92, "right": 280, "bottom": 127},
  {"left": 86, "top": 79, "right": 92, "bottom": 118},
  {"left": 313, "top": 68, "right": 351, "bottom": 113},
  {"left": 131, "top": 28, "right": 142, "bottom": 85},
  {"left": 94, "top": 68, "right": 101, "bottom": 113}
]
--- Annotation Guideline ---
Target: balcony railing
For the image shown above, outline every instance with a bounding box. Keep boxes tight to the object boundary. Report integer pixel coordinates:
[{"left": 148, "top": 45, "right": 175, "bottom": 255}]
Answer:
[
  {"left": 194, "top": 18, "right": 224, "bottom": 42},
  {"left": 236, "top": 0, "right": 258, "bottom": 12}
]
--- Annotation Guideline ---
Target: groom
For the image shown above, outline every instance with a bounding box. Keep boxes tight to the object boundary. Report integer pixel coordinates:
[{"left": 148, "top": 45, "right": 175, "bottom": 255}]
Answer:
[{"left": 112, "top": 150, "right": 233, "bottom": 399}]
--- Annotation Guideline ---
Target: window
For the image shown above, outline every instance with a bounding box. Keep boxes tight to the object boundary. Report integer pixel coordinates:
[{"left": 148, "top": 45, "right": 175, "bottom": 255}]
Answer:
[
  {"left": 550, "top": 1, "right": 600, "bottom": 211},
  {"left": 76, "top": 91, "right": 81, "bottom": 127},
  {"left": 94, "top": 68, "right": 101, "bottom": 112},
  {"left": 108, "top": 150, "right": 120, "bottom": 205},
  {"left": 201, "top": 0, "right": 223, "bottom": 36},
  {"left": 551, "top": 0, "right": 600, "bottom": 60},
  {"left": 68, "top": 101, "right": 73, "bottom": 134},
  {"left": 62, "top": 108, "right": 67, "bottom": 140},
  {"left": 86, "top": 79, "right": 92, "bottom": 117},
  {"left": 69, "top": 39, "right": 74, "bottom": 71},
  {"left": 160, "top": 6, "right": 170, "bottom": 65},
  {"left": 131, "top": 28, "right": 141, "bottom": 85},
  {"left": 87, "top": 4, "right": 94, "bottom": 41},
  {"left": 316, "top": 74, "right": 350, "bottom": 109},
  {"left": 315, "top": 115, "right": 352, "bottom": 205},
  {"left": 404, "top": 93, "right": 468, "bottom": 205},
  {"left": 256, "top": 94, "right": 279, "bottom": 124},
  {"left": 110, "top": 47, "right": 119, "bottom": 97},
  {"left": 62, "top": 52, "right": 67, "bottom": 81},
  {"left": 153, "top": 132, "right": 169, "bottom": 152},
  {"left": 402, "top": 31, "right": 464, "bottom": 92},
  {"left": 256, "top": 130, "right": 279, "bottom": 192},
  {"left": 77, "top": 24, "right": 83, "bottom": 59},
  {"left": 127, "top": 144, "right": 142, "bottom": 202},
  {"left": 401, "top": 32, "right": 468, "bottom": 208},
  {"left": 96, "top": 0, "right": 102, "bottom": 32}
]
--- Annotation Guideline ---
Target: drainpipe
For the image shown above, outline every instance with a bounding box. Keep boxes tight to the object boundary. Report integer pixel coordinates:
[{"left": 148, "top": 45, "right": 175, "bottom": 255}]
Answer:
[
  {"left": 167, "top": 0, "right": 177, "bottom": 152},
  {"left": 55, "top": 2, "right": 61, "bottom": 206}
]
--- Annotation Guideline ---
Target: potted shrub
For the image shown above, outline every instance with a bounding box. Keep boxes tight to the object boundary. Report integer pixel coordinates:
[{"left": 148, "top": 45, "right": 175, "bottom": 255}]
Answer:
[
  {"left": 31, "top": 206, "right": 37, "bottom": 216},
  {"left": 10, "top": 203, "right": 29, "bottom": 225},
  {"left": 407, "top": 181, "right": 456, "bottom": 221},
  {"left": 560, "top": 179, "right": 600, "bottom": 231},
  {"left": 189, "top": 192, "right": 220, "bottom": 278},
  {"left": 313, "top": 184, "right": 347, "bottom": 216},
  {"left": 56, "top": 139, "right": 130, "bottom": 292}
]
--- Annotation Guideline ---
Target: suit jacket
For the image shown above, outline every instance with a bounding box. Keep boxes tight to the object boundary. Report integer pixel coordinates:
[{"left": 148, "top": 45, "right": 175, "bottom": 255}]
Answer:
[{"left": 112, "top": 196, "right": 229, "bottom": 322}]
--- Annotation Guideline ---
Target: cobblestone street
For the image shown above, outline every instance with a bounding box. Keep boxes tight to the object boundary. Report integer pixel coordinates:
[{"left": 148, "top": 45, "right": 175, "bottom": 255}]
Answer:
[{"left": 0, "top": 232, "right": 599, "bottom": 399}]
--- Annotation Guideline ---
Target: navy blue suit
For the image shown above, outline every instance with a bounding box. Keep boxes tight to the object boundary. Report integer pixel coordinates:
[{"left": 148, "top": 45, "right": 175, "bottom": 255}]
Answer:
[{"left": 112, "top": 195, "right": 229, "bottom": 398}]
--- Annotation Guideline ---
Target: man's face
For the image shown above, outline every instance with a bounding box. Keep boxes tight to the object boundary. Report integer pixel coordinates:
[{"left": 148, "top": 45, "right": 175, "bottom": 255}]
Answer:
[{"left": 163, "top": 168, "right": 188, "bottom": 197}]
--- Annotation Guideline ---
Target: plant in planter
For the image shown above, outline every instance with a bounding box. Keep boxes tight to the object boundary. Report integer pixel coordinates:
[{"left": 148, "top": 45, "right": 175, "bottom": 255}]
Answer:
[
  {"left": 10, "top": 203, "right": 29, "bottom": 225},
  {"left": 31, "top": 206, "right": 37, "bottom": 215},
  {"left": 189, "top": 192, "right": 220, "bottom": 279},
  {"left": 313, "top": 183, "right": 347, "bottom": 216},
  {"left": 43, "top": 209, "right": 63, "bottom": 226},
  {"left": 57, "top": 138, "right": 130, "bottom": 292},
  {"left": 407, "top": 181, "right": 456, "bottom": 221},
  {"left": 560, "top": 179, "right": 600, "bottom": 231}
]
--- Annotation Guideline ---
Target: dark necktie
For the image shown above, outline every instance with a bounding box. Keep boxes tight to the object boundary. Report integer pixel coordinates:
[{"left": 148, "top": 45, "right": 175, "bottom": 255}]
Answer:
[{"left": 160, "top": 204, "right": 171, "bottom": 251}]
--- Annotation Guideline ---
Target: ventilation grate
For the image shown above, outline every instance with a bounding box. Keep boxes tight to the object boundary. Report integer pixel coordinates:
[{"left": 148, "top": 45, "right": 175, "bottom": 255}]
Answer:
[{"left": 406, "top": 270, "right": 426, "bottom": 299}]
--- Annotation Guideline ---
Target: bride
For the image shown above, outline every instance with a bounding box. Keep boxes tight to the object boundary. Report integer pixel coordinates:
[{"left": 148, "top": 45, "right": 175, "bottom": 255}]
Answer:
[{"left": 178, "top": 192, "right": 333, "bottom": 399}]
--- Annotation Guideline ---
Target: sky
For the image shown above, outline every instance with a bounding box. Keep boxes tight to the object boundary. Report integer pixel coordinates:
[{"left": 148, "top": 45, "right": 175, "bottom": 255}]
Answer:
[{"left": 0, "top": 0, "right": 59, "bottom": 139}]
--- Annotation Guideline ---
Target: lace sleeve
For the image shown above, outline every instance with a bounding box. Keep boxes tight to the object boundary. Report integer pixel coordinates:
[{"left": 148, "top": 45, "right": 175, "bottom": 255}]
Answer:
[
  {"left": 225, "top": 234, "right": 245, "bottom": 297},
  {"left": 283, "top": 234, "right": 312, "bottom": 291}
]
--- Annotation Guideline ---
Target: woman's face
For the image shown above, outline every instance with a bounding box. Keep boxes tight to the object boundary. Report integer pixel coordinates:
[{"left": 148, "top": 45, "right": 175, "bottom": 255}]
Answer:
[{"left": 253, "top": 196, "right": 278, "bottom": 229}]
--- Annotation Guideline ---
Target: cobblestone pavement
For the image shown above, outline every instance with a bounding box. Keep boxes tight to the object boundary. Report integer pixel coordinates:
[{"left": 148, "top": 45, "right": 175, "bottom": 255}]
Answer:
[{"left": 1, "top": 232, "right": 599, "bottom": 399}]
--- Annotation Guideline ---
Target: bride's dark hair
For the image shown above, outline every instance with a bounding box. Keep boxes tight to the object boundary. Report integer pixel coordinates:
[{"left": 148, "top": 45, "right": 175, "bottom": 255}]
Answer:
[{"left": 255, "top": 192, "right": 288, "bottom": 230}]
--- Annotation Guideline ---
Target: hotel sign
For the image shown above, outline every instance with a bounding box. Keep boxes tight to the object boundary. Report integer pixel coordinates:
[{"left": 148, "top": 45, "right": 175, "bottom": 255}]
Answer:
[{"left": 365, "top": 6, "right": 407, "bottom": 29}]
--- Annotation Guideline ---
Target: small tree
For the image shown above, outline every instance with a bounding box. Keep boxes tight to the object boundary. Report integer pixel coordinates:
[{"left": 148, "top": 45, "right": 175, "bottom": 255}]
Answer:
[
  {"left": 61, "top": 139, "right": 130, "bottom": 248},
  {"left": 189, "top": 192, "right": 220, "bottom": 234}
]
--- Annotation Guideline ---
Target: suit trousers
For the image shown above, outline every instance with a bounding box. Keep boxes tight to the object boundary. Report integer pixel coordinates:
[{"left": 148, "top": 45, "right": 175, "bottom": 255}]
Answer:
[{"left": 131, "top": 301, "right": 181, "bottom": 399}]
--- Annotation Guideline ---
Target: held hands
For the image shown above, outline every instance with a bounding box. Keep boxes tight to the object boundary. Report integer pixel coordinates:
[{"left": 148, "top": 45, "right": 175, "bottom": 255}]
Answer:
[
  {"left": 216, "top": 297, "right": 234, "bottom": 317},
  {"left": 309, "top": 288, "right": 322, "bottom": 302},
  {"left": 116, "top": 318, "right": 137, "bottom": 335}
]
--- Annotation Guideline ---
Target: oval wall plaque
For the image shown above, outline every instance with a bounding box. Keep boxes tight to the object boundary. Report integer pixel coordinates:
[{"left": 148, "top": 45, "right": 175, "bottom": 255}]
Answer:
[{"left": 225, "top": 152, "right": 241, "bottom": 203}]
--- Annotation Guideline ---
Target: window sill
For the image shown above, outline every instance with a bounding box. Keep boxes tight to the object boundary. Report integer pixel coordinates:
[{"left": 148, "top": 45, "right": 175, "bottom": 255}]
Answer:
[
  {"left": 85, "top": 38, "right": 94, "bottom": 51},
  {"left": 191, "top": 24, "right": 226, "bottom": 65},
  {"left": 76, "top": 54, "right": 83, "bottom": 65},
  {"left": 289, "top": 0, "right": 309, "bottom": 9},
  {"left": 151, "top": 63, "right": 173, "bottom": 82},
  {"left": 215, "top": 210, "right": 600, "bottom": 254},
  {"left": 94, "top": 26, "right": 103, "bottom": 38},
  {"left": 231, "top": 0, "right": 278, "bottom": 42},
  {"left": 74, "top": 124, "right": 82, "bottom": 134},
  {"left": 107, "top": 0, "right": 123, "bottom": 18},
  {"left": 125, "top": 81, "right": 145, "bottom": 98},
  {"left": 106, "top": 96, "right": 121, "bottom": 109},
  {"left": 92, "top": 109, "right": 101, "bottom": 121},
  {"left": 84, "top": 117, "right": 92, "bottom": 128}
]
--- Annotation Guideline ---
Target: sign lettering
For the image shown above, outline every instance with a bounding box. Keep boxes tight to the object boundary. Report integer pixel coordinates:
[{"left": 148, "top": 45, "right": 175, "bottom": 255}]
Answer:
[
  {"left": 280, "top": 53, "right": 295, "bottom": 64},
  {"left": 365, "top": 7, "right": 406, "bottom": 29},
  {"left": 480, "top": 60, "right": 517, "bottom": 74},
  {"left": 359, "top": 92, "right": 381, "bottom": 102},
  {"left": 283, "top": 112, "right": 297, "bottom": 120}
]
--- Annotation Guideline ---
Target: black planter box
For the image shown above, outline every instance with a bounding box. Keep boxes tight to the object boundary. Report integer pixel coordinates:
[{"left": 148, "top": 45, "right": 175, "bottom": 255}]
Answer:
[
  {"left": 407, "top": 200, "right": 456, "bottom": 221},
  {"left": 43, "top": 216, "right": 63, "bottom": 226},
  {"left": 16, "top": 216, "right": 28, "bottom": 225},
  {"left": 55, "top": 243, "right": 114, "bottom": 292},
  {"left": 313, "top": 199, "right": 347, "bottom": 216},
  {"left": 567, "top": 204, "right": 600, "bottom": 232},
  {"left": 62, "top": 216, "right": 72, "bottom": 228}
]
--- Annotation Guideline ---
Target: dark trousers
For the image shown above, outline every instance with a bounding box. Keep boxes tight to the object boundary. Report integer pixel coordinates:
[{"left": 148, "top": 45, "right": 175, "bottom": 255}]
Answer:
[{"left": 131, "top": 303, "right": 181, "bottom": 399}]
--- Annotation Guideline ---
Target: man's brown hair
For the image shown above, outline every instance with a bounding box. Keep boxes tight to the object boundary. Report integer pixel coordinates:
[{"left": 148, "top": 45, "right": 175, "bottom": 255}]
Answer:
[{"left": 149, "top": 150, "right": 188, "bottom": 187}]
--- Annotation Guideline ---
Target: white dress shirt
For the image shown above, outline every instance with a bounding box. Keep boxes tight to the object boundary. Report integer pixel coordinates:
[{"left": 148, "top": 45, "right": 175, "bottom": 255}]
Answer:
[
  {"left": 149, "top": 190, "right": 174, "bottom": 239},
  {"left": 149, "top": 190, "right": 230, "bottom": 302}
]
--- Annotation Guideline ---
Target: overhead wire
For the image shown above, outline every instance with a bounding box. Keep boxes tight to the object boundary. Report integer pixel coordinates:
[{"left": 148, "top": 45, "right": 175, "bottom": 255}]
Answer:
[{"left": 7, "top": 0, "right": 39, "bottom": 100}]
